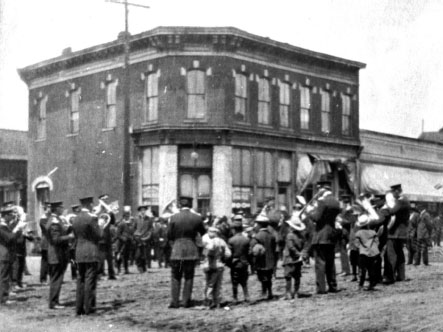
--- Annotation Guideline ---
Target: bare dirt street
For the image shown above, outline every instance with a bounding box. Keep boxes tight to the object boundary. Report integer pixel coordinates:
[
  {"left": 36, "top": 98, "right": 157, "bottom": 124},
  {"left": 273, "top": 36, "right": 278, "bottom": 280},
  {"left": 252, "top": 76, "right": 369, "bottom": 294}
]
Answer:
[{"left": 2, "top": 253, "right": 443, "bottom": 332}]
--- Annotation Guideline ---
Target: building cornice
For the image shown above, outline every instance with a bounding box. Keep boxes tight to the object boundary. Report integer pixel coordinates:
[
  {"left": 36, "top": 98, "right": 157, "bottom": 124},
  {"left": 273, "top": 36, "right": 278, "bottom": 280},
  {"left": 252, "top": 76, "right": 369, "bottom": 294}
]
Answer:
[{"left": 18, "top": 26, "right": 366, "bottom": 86}]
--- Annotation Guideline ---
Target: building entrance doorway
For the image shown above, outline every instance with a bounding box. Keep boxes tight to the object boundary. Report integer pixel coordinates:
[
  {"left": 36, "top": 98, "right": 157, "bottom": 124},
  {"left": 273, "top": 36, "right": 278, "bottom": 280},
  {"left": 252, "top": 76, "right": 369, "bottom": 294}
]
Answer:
[
  {"left": 178, "top": 146, "right": 212, "bottom": 215},
  {"left": 179, "top": 173, "right": 211, "bottom": 215}
]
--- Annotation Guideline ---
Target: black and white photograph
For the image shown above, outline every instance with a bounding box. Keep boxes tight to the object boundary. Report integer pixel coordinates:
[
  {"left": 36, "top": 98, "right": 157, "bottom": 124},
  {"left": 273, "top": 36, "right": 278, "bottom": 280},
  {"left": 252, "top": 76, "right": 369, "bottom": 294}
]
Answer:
[{"left": 1, "top": 0, "right": 443, "bottom": 331}]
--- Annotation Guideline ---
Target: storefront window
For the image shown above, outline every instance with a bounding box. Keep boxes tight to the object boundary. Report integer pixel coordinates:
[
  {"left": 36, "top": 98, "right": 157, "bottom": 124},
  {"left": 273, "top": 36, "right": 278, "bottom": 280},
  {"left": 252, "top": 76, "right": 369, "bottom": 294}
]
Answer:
[
  {"left": 256, "top": 150, "right": 274, "bottom": 206},
  {"left": 232, "top": 148, "right": 252, "bottom": 212},
  {"left": 142, "top": 147, "right": 159, "bottom": 206}
]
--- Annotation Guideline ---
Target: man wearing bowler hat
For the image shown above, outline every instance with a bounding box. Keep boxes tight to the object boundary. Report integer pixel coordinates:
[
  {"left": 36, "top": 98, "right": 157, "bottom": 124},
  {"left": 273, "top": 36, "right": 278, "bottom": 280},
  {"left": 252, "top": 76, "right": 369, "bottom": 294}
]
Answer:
[
  {"left": 46, "top": 201, "right": 74, "bottom": 309},
  {"left": 71, "top": 196, "right": 110, "bottom": 315},
  {"left": 167, "top": 196, "right": 205, "bottom": 308}
]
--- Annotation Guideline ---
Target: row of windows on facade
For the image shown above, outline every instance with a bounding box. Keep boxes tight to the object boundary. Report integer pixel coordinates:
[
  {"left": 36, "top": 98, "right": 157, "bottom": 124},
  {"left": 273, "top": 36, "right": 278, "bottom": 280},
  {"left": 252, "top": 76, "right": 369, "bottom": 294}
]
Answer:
[
  {"left": 141, "top": 146, "right": 292, "bottom": 207},
  {"left": 33, "top": 67, "right": 353, "bottom": 140}
]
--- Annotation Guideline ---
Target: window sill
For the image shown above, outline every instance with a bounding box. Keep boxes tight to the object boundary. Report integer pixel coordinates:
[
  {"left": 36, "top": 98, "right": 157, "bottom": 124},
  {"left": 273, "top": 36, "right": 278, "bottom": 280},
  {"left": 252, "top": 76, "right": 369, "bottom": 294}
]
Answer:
[
  {"left": 66, "top": 133, "right": 79, "bottom": 137},
  {"left": 279, "top": 126, "right": 292, "bottom": 131},
  {"left": 141, "top": 121, "right": 158, "bottom": 126},
  {"left": 234, "top": 120, "right": 250, "bottom": 125},
  {"left": 257, "top": 124, "right": 273, "bottom": 129},
  {"left": 183, "top": 119, "right": 207, "bottom": 123},
  {"left": 102, "top": 127, "right": 115, "bottom": 132}
]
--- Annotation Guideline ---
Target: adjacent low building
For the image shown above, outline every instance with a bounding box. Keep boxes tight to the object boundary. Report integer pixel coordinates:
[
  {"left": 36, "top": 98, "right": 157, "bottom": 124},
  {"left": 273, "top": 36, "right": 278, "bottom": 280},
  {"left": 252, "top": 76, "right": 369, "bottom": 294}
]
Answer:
[
  {"left": 18, "top": 26, "right": 365, "bottom": 220},
  {"left": 360, "top": 129, "right": 443, "bottom": 214},
  {"left": 0, "top": 129, "right": 27, "bottom": 208}
]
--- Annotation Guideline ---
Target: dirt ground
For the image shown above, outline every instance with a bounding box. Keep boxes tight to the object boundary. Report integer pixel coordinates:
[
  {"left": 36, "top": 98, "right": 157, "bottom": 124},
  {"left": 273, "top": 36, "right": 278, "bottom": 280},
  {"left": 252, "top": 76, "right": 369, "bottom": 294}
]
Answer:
[{"left": 2, "top": 250, "right": 443, "bottom": 332}]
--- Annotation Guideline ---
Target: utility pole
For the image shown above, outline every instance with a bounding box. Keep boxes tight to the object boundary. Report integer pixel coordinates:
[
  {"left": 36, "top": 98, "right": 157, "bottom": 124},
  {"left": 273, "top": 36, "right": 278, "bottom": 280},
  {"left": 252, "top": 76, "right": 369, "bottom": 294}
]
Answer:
[{"left": 106, "top": 0, "right": 150, "bottom": 207}]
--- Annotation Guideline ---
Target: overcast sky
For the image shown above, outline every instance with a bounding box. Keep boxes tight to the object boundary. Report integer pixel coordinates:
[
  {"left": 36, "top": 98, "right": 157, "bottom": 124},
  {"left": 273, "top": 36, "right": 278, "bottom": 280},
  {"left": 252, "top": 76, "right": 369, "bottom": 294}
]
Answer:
[{"left": 1, "top": 0, "right": 442, "bottom": 138}]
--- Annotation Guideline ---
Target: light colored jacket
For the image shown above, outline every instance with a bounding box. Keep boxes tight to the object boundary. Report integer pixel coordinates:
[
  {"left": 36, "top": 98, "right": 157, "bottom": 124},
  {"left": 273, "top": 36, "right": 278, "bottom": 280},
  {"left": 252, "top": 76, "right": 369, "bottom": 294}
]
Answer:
[{"left": 201, "top": 233, "right": 231, "bottom": 270}]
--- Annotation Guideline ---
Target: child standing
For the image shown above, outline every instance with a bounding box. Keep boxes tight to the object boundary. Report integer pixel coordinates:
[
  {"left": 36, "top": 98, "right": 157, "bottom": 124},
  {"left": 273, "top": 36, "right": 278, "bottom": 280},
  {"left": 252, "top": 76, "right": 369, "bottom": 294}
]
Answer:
[
  {"left": 354, "top": 214, "right": 380, "bottom": 291},
  {"left": 282, "top": 215, "right": 306, "bottom": 300},
  {"left": 202, "top": 226, "right": 231, "bottom": 309},
  {"left": 228, "top": 216, "right": 250, "bottom": 303}
]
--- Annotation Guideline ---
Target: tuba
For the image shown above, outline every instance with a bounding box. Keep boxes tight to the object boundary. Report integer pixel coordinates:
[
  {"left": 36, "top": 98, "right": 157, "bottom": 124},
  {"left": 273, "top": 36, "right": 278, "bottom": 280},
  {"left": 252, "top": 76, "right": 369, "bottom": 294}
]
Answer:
[{"left": 161, "top": 199, "right": 179, "bottom": 219}]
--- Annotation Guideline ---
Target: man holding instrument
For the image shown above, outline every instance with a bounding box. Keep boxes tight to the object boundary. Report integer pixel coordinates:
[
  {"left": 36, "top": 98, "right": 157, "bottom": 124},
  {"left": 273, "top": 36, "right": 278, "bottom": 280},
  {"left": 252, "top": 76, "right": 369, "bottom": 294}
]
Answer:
[{"left": 303, "top": 180, "right": 341, "bottom": 294}]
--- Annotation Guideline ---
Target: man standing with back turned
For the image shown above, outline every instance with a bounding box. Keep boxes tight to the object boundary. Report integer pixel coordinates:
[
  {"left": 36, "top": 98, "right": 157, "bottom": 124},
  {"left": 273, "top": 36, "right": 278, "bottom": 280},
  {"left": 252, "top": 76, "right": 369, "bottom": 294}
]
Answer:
[
  {"left": 167, "top": 196, "right": 205, "bottom": 308},
  {"left": 72, "top": 196, "right": 110, "bottom": 315}
]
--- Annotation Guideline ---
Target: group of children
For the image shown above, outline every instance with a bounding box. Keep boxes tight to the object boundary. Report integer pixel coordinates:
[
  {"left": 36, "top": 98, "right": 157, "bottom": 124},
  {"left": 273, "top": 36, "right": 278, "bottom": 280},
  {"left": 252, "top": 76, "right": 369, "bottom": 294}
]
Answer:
[{"left": 199, "top": 211, "right": 308, "bottom": 308}]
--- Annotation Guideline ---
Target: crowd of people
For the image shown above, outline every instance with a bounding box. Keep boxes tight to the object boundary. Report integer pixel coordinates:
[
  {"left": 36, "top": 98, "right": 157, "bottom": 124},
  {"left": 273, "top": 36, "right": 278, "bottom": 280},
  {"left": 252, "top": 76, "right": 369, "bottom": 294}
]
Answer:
[{"left": 1, "top": 181, "right": 442, "bottom": 313}]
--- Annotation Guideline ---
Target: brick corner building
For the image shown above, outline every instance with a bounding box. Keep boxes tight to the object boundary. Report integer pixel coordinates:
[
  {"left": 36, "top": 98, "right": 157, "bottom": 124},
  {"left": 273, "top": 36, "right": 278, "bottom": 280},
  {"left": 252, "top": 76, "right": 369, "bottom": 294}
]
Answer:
[{"left": 18, "top": 26, "right": 365, "bottom": 221}]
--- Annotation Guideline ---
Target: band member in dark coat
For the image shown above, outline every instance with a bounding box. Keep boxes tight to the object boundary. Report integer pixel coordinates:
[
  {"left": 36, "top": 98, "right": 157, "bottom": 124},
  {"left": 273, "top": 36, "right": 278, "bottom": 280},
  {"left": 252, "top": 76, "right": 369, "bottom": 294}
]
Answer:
[
  {"left": 152, "top": 217, "right": 167, "bottom": 268},
  {"left": 96, "top": 194, "right": 116, "bottom": 280},
  {"left": 67, "top": 204, "right": 81, "bottom": 280},
  {"left": 0, "top": 204, "right": 26, "bottom": 305},
  {"left": 39, "top": 202, "right": 51, "bottom": 284},
  {"left": 414, "top": 205, "right": 432, "bottom": 266},
  {"left": 250, "top": 214, "right": 277, "bottom": 300},
  {"left": 228, "top": 215, "right": 251, "bottom": 303},
  {"left": 167, "top": 196, "right": 205, "bottom": 308},
  {"left": 46, "top": 201, "right": 74, "bottom": 309},
  {"left": 407, "top": 204, "right": 419, "bottom": 265},
  {"left": 305, "top": 181, "right": 341, "bottom": 294},
  {"left": 134, "top": 205, "right": 153, "bottom": 272},
  {"left": 383, "top": 184, "right": 410, "bottom": 284},
  {"left": 72, "top": 196, "right": 110, "bottom": 316},
  {"left": 116, "top": 206, "right": 135, "bottom": 274}
]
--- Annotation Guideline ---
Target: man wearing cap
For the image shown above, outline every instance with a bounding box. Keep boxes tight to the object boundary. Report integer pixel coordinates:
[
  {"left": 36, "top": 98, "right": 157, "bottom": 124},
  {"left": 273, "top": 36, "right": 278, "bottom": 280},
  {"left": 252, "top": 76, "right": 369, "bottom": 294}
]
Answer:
[
  {"left": 167, "top": 196, "right": 205, "bottom": 308},
  {"left": 116, "top": 206, "right": 135, "bottom": 274},
  {"left": 46, "top": 201, "right": 75, "bottom": 309},
  {"left": 71, "top": 196, "right": 110, "bottom": 315},
  {"left": 304, "top": 180, "right": 341, "bottom": 294},
  {"left": 228, "top": 215, "right": 251, "bottom": 303},
  {"left": 66, "top": 204, "right": 81, "bottom": 281},
  {"left": 96, "top": 195, "right": 116, "bottom": 280},
  {"left": 133, "top": 205, "right": 153, "bottom": 272},
  {"left": 38, "top": 202, "right": 52, "bottom": 285},
  {"left": 250, "top": 214, "right": 277, "bottom": 300},
  {"left": 336, "top": 194, "right": 352, "bottom": 276},
  {"left": 0, "top": 204, "right": 26, "bottom": 305},
  {"left": 383, "top": 184, "right": 410, "bottom": 284},
  {"left": 414, "top": 204, "right": 432, "bottom": 266},
  {"left": 406, "top": 204, "right": 419, "bottom": 265}
]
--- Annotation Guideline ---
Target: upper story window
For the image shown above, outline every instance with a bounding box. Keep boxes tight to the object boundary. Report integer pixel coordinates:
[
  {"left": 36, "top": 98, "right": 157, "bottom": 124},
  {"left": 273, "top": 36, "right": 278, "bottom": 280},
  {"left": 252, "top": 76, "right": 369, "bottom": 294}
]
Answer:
[
  {"left": 187, "top": 69, "right": 206, "bottom": 119},
  {"left": 144, "top": 71, "right": 159, "bottom": 123},
  {"left": 320, "top": 89, "right": 331, "bottom": 133},
  {"left": 234, "top": 73, "right": 248, "bottom": 122},
  {"left": 279, "top": 82, "right": 291, "bottom": 128},
  {"left": 36, "top": 94, "right": 48, "bottom": 140},
  {"left": 300, "top": 86, "right": 311, "bottom": 130},
  {"left": 341, "top": 93, "right": 351, "bottom": 135},
  {"left": 258, "top": 78, "right": 271, "bottom": 125},
  {"left": 105, "top": 80, "right": 118, "bottom": 128},
  {"left": 69, "top": 88, "right": 81, "bottom": 134}
]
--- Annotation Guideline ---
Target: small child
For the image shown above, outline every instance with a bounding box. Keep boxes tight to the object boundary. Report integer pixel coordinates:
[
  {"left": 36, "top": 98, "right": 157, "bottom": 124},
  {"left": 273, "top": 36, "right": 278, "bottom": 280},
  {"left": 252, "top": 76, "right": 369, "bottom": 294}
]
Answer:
[
  {"left": 228, "top": 216, "right": 251, "bottom": 303},
  {"left": 282, "top": 215, "right": 306, "bottom": 300},
  {"left": 202, "top": 226, "right": 231, "bottom": 309},
  {"left": 354, "top": 214, "right": 380, "bottom": 291}
]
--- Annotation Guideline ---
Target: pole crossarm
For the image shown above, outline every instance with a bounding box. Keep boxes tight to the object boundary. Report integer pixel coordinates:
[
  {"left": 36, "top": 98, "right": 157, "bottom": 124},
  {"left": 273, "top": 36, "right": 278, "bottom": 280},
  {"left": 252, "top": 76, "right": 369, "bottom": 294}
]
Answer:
[{"left": 106, "top": 0, "right": 150, "bottom": 9}]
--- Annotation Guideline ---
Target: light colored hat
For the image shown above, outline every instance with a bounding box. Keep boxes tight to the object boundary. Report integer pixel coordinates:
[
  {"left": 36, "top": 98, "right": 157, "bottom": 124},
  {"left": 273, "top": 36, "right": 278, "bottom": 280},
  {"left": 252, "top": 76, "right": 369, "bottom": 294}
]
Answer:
[
  {"left": 356, "top": 214, "right": 369, "bottom": 227},
  {"left": 208, "top": 226, "right": 220, "bottom": 233},
  {"left": 286, "top": 214, "right": 306, "bottom": 231},
  {"left": 255, "top": 214, "right": 269, "bottom": 223},
  {"left": 123, "top": 206, "right": 131, "bottom": 213}
]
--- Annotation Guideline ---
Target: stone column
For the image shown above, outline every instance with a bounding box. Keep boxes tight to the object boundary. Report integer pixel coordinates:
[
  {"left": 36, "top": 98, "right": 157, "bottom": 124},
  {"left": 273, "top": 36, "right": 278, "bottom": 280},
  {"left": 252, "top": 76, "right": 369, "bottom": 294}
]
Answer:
[
  {"left": 212, "top": 145, "right": 233, "bottom": 217},
  {"left": 158, "top": 145, "right": 178, "bottom": 212}
]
